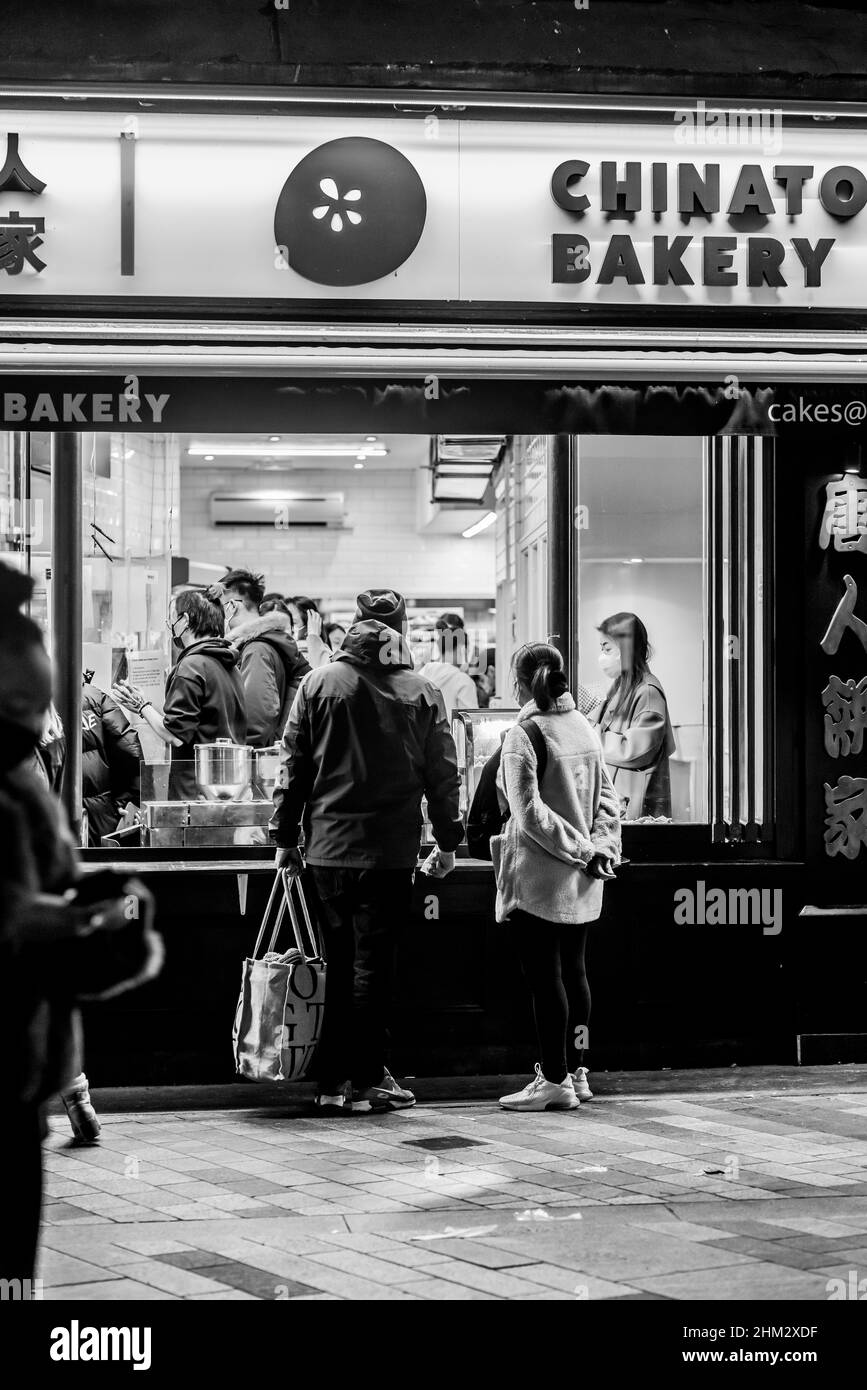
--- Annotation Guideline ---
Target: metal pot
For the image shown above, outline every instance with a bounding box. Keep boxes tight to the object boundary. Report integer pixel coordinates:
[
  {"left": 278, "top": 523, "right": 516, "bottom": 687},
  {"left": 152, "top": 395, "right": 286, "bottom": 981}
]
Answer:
[
  {"left": 253, "top": 744, "right": 281, "bottom": 799},
  {"left": 195, "top": 739, "right": 252, "bottom": 801}
]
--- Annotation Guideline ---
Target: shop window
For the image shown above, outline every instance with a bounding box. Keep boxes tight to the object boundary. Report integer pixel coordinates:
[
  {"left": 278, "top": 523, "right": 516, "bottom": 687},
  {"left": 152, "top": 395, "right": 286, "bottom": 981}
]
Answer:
[
  {"left": 576, "top": 436, "right": 708, "bottom": 825},
  {"left": 576, "top": 434, "right": 773, "bottom": 836}
]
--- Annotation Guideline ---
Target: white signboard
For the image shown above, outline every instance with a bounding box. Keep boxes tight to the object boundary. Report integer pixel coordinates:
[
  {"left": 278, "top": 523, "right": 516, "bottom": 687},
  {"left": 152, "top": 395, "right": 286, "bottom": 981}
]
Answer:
[
  {"left": 0, "top": 109, "right": 864, "bottom": 309},
  {"left": 125, "top": 649, "right": 166, "bottom": 765}
]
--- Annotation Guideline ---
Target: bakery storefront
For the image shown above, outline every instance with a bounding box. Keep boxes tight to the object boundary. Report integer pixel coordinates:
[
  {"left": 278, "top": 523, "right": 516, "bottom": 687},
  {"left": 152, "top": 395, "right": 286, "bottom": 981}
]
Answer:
[{"left": 1, "top": 92, "right": 866, "bottom": 1081}]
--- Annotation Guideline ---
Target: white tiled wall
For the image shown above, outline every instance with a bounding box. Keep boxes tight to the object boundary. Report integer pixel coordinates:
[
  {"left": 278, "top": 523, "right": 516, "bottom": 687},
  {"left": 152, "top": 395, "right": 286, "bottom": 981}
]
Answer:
[{"left": 179, "top": 466, "right": 496, "bottom": 604}]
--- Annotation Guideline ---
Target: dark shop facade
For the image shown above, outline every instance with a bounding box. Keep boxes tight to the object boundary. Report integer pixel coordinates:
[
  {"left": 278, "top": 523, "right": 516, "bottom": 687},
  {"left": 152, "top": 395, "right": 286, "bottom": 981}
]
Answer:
[{"left": 1, "top": 6, "right": 867, "bottom": 1084}]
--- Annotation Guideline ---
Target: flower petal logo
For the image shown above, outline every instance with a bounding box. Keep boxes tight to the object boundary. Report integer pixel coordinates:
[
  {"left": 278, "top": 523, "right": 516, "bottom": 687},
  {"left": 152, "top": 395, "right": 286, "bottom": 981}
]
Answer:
[{"left": 275, "top": 137, "right": 427, "bottom": 286}]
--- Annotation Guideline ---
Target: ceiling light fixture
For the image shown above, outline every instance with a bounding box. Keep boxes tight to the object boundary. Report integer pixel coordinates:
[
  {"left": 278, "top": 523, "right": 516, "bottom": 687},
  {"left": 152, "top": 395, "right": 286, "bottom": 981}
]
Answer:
[
  {"left": 187, "top": 442, "right": 388, "bottom": 458},
  {"left": 268, "top": 435, "right": 281, "bottom": 443},
  {"left": 462, "top": 511, "right": 497, "bottom": 539}
]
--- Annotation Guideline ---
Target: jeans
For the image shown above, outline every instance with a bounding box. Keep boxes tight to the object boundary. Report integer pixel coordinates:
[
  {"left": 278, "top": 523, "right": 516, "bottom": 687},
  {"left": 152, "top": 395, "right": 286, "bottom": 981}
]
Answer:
[
  {"left": 509, "top": 911, "right": 591, "bottom": 1083},
  {"left": 311, "top": 866, "right": 414, "bottom": 1090}
]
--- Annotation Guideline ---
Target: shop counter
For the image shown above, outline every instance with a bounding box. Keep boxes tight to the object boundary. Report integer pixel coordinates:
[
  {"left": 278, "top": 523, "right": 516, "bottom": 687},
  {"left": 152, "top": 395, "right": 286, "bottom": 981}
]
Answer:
[{"left": 72, "top": 845, "right": 867, "bottom": 1083}]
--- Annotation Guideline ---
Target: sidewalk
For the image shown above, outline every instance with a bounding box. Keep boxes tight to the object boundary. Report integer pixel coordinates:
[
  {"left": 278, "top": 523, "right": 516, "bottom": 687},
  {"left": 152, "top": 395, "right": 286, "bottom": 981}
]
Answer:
[{"left": 39, "top": 1067, "right": 867, "bottom": 1301}]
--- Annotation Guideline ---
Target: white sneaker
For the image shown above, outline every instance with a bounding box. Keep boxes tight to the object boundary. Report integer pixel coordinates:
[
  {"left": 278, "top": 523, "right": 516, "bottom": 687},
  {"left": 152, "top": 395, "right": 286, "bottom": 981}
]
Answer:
[
  {"left": 572, "top": 1067, "right": 593, "bottom": 1101},
  {"left": 500, "top": 1064, "right": 579, "bottom": 1112}
]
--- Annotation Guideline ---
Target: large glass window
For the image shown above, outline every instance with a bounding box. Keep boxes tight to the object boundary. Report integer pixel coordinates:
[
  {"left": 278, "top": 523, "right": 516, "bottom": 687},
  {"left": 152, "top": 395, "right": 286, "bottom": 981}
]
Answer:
[{"left": 575, "top": 436, "right": 708, "bottom": 824}]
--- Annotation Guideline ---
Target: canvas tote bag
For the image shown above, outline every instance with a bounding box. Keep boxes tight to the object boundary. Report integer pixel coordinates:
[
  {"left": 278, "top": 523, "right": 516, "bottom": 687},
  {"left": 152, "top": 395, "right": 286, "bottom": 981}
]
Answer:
[{"left": 233, "top": 869, "right": 326, "bottom": 1082}]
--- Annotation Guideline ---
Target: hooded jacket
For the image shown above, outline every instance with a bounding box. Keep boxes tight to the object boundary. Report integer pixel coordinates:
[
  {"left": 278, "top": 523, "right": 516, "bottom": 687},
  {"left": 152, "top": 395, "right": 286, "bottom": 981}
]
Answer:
[
  {"left": 230, "top": 610, "right": 312, "bottom": 747},
  {"left": 592, "top": 673, "right": 676, "bottom": 819},
  {"left": 271, "top": 619, "right": 464, "bottom": 868},
  {"left": 81, "top": 684, "right": 143, "bottom": 843},
  {"left": 162, "top": 638, "right": 247, "bottom": 800},
  {"left": 492, "top": 694, "right": 622, "bottom": 925}
]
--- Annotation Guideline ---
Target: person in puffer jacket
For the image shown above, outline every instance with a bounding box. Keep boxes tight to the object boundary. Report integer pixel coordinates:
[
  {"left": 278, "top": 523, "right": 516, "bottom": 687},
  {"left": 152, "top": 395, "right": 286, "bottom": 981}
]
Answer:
[
  {"left": 81, "top": 683, "right": 143, "bottom": 845},
  {"left": 218, "top": 569, "right": 312, "bottom": 746}
]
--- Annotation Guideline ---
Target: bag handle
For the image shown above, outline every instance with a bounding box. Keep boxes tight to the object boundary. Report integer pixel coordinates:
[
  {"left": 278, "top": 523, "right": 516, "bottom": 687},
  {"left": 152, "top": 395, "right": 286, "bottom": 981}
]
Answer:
[
  {"left": 252, "top": 869, "right": 323, "bottom": 961},
  {"left": 280, "top": 869, "right": 323, "bottom": 962},
  {"left": 251, "top": 872, "right": 283, "bottom": 959}
]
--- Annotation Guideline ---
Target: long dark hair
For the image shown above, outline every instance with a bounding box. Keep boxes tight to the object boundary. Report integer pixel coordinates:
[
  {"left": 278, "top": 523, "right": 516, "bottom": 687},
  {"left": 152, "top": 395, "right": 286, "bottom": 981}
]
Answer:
[
  {"left": 512, "top": 642, "right": 569, "bottom": 713},
  {"left": 598, "top": 612, "right": 651, "bottom": 719}
]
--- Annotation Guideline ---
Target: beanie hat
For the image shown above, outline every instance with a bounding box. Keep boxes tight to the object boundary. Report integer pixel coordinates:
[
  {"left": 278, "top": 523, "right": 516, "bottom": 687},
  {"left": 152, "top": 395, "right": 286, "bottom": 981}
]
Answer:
[{"left": 355, "top": 588, "right": 407, "bottom": 633}]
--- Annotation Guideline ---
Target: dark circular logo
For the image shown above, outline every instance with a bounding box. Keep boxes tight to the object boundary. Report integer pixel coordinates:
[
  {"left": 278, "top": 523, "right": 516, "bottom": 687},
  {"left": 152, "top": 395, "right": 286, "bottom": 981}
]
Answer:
[{"left": 274, "top": 136, "right": 427, "bottom": 287}]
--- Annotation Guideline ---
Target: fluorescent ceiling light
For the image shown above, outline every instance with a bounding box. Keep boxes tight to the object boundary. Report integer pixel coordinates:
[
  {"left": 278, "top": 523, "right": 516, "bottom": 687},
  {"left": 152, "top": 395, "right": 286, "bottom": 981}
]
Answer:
[
  {"left": 462, "top": 511, "right": 497, "bottom": 539},
  {"left": 187, "top": 442, "right": 388, "bottom": 458}
]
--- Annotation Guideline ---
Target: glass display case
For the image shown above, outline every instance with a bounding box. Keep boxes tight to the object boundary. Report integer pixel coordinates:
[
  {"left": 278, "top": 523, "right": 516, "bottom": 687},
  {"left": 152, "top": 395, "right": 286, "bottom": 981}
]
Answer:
[
  {"left": 419, "top": 708, "right": 518, "bottom": 850},
  {"left": 452, "top": 707, "right": 520, "bottom": 820}
]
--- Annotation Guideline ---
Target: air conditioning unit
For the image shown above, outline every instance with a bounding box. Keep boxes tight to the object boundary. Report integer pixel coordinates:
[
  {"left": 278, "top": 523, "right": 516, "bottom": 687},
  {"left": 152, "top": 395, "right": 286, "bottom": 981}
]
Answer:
[{"left": 209, "top": 492, "right": 347, "bottom": 528}]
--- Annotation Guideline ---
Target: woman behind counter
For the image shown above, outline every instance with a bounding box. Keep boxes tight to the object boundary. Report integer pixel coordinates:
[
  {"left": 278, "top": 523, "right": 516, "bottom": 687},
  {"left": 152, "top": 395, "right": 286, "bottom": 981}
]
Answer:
[{"left": 586, "top": 611, "right": 676, "bottom": 821}]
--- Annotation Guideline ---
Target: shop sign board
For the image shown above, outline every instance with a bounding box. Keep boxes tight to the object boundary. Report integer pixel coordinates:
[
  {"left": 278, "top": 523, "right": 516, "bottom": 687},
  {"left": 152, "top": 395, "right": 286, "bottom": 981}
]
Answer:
[{"left": 0, "top": 111, "right": 866, "bottom": 309}]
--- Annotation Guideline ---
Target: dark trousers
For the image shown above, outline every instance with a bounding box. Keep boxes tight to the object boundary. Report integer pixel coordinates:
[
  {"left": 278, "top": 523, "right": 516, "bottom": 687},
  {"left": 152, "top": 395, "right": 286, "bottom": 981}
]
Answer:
[
  {"left": 509, "top": 911, "right": 591, "bottom": 1083},
  {"left": 0, "top": 1105, "right": 43, "bottom": 1285},
  {"left": 311, "top": 866, "right": 414, "bottom": 1090}
]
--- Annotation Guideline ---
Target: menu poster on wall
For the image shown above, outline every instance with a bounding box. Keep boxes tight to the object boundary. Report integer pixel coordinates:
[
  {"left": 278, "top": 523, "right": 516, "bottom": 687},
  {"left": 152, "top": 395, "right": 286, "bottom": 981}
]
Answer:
[{"left": 126, "top": 649, "right": 166, "bottom": 765}]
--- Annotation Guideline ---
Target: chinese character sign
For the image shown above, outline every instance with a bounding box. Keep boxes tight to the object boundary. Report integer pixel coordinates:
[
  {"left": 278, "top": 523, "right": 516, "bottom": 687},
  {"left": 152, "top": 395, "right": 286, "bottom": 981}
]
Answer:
[
  {"left": 819, "top": 475, "right": 867, "bottom": 556},
  {"left": 824, "top": 776, "right": 867, "bottom": 860},
  {"left": 820, "top": 574, "right": 867, "bottom": 658},
  {"left": 0, "top": 132, "right": 46, "bottom": 277},
  {"left": 822, "top": 675, "right": 867, "bottom": 757},
  {"left": 0, "top": 211, "right": 45, "bottom": 274}
]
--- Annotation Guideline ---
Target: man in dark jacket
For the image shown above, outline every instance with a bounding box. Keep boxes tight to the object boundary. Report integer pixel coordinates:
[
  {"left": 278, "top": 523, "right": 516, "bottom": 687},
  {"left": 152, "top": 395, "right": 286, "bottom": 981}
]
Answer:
[
  {"left": 81, "top": 683, "right": 143, "bottom": 844},
  {"left": 220, "top": 568, "right": 311, "bottom": 746},
  {"left": 272, "top": 588, "right": 464, "bottom": 1115},
  {"left": 113, "top": 589, "right": 246, "bottom": 801}
]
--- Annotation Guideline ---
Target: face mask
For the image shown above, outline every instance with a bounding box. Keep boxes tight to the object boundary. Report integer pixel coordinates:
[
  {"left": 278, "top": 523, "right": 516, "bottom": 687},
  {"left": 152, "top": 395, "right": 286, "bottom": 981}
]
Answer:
[
  {"left": 598, "top": 648, "right": 621, "bottom": 680},
  {"left": 0, "top": 716, "right": 42, "bottom": 774}
]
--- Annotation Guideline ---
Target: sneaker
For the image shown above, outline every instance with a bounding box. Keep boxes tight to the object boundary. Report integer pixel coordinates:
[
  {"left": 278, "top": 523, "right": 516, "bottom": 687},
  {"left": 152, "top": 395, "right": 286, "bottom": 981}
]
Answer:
[
  {"left": 572, "top": 1067, "right": 593, "bottom": 1102},
  {"left": 500, "top": 1064, "right": 579, "bottom": 1112},
  {"left": 314, "top": 1081, "right": 352, "bottom": 1116},
  {"left": 61, "top": 1074, "right": 101, "bottom": 1143},
  {"left": 353, "top": 1069, "right": 416, "bottom": 1112}
]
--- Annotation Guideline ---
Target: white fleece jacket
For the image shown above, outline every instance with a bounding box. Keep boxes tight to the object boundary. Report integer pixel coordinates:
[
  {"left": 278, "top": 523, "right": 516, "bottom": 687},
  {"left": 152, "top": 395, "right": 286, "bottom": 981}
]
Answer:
[{"left": 491, "top": 693, "right": 622, "bottom": 925}]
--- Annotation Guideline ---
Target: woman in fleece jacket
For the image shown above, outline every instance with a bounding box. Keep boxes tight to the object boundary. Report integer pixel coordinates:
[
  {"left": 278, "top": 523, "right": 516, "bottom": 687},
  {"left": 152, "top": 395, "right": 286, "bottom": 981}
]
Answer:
[{"left": 493, "top": 643, "right": 622, "bottom": 1113}]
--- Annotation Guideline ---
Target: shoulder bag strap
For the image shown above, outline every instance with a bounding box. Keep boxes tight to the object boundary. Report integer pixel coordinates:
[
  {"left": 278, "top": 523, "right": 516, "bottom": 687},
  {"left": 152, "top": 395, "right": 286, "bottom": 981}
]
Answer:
[{"left": 520, "top": 717, "right": 548, "bottom": 782}]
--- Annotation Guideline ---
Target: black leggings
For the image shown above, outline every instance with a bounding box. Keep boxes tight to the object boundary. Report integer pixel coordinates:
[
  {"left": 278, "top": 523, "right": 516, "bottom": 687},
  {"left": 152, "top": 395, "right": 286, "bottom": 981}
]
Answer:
[{"left": 509, "top": 911, "right": 591, "bottom": 1083}]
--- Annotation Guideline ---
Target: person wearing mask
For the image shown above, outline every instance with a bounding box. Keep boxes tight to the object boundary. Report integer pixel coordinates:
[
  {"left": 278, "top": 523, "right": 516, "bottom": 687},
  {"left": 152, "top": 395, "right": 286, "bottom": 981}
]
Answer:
[
  {"left": 0, "top": 564, "right": 162, "bottom": 1286},
  {"left": 81, "top": 681, "right": 143, "bottom": 844},
  {"left": 217, "top": 568, "right": 311, "bottom": 747},
  {"left": 419, "top": 615, "right": 479, "bottom": 720},
  {"left": 324, "top": 621, "right": 347, "bottom": 652},
  {"left": 272, "top": 587, "right": 464, "bottom": 1115},
  {"left": 112, "top": 588, "right": 246, "bottom": 801},
  {"left": 587, "top": 612, "right": 676, "bottom": 820},
  {"left": 284, "top": 595, "right": 332, "bottom": 670},
  {"left": 494, "top": 643, "right": 621, "bottom": 1113}
]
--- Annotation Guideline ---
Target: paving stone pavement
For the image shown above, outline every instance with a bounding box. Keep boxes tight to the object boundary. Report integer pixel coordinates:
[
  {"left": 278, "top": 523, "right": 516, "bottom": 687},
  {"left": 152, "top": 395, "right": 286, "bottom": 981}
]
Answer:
[{"left": 38, "top": 1076, "right": 867, "bottom": 1301}]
